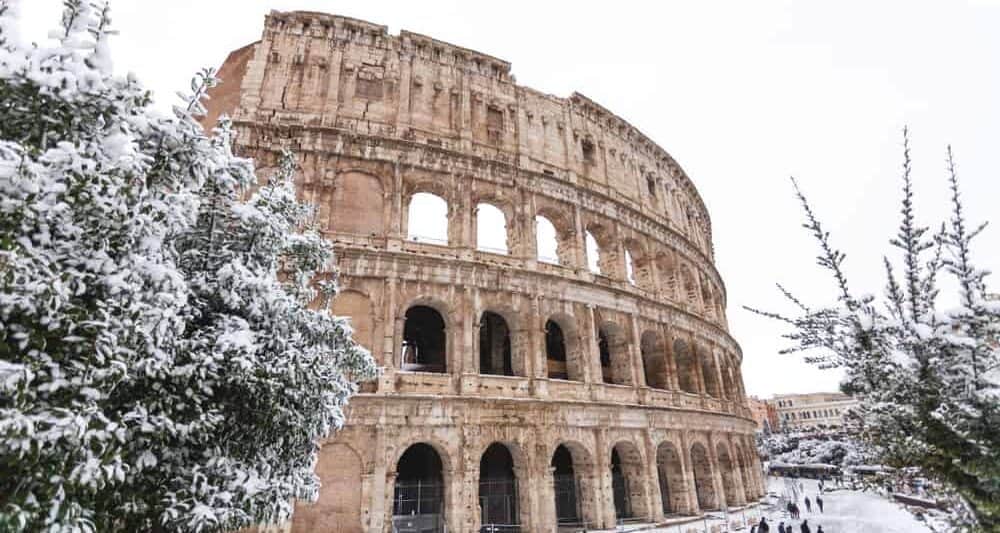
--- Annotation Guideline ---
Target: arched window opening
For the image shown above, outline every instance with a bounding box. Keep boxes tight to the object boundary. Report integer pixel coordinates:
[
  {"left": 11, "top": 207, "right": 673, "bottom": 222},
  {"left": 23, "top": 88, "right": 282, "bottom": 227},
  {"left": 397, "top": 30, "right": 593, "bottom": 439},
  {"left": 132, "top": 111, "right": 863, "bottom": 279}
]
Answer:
[
  {"left": 535, "top": 215, "right": 559, "bottom": 264},
  {"left": 585, "top": 231, "right": 601, "bottom": 274},
  {"left": 402, "top": 306, "right": 447, "bottom": 373},
  {"left": 646, "top": 175, "right": 657, "bottom": 197},
  {"left": 598, "top": 329, "right": 613, "bottom": 384},
  {"left": 641, "top": 331, "right": 668, "bottom": 390},
  {"left": 673, "top": 339, "right": 699, "bottom": 394},
  {"left": 625, "top": 249, "right": 636, "bottom": 286},
  {"left": 611, "top": 448, "right": 632, "bottom": 520},
  {"left": 393, "top": 444, "right": 445, "bottom": 530},
  {"left": 476, "top": 203, "right": 508, "bottom": 255},
  {"left": 716, "top": 443, "right": 739, "bottom": 508},
  {"left": 545, "top": 319, "right": 573, "bottom": 380},
  {"left": 690, "top": 443, "right": 717, "bottom": 511},
  {"left": 657, "top": 442, "right": 687, "bottom": 515},
  {"left": 552, "top": 445, "right": 581, "bottom": 525},
  {"left": 479, "top": 311, "right": 512, "bottom": 376},
  {"left": 701, "top": 350, "right": 721, "bottom": 398},
  {"left": 407, "top": 192, "right": 449, "bottom": 245},
  {"left": 479, "top": 443, "right": 518, "bottom": 531}
]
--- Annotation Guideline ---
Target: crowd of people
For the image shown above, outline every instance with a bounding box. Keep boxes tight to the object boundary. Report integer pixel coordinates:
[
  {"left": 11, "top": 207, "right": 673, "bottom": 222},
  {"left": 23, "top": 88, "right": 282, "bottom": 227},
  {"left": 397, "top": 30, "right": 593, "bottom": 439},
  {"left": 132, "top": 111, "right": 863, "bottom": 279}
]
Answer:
[{"left": 750, "top": 477, "right": 830, "bottom": 533}]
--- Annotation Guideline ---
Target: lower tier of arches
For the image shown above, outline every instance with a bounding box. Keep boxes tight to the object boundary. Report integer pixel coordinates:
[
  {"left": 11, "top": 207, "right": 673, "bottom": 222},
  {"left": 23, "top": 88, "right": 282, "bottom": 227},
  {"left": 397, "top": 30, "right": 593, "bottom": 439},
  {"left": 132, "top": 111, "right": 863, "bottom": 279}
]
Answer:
[{"left": 283, "top": 396, "right": 764, "bottom": 533}]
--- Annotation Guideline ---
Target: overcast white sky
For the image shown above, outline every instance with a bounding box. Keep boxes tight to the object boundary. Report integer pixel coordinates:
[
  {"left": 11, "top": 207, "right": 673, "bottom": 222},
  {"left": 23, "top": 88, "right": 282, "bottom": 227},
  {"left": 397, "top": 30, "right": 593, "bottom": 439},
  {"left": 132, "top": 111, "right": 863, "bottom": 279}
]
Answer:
[{"left": 19, "top": 0, "right": 1000, "bottom": 398}]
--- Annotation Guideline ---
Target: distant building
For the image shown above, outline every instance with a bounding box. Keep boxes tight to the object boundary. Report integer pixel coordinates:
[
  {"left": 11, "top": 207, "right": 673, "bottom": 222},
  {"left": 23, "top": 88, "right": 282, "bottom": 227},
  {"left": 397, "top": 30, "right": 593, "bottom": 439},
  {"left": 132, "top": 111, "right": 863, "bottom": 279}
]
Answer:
[
  {"left": 748, "top": 396, "right": 779, "bottom": 433},
  {"left": 772, "top": 392, "right": 858, "bottom": 430}
]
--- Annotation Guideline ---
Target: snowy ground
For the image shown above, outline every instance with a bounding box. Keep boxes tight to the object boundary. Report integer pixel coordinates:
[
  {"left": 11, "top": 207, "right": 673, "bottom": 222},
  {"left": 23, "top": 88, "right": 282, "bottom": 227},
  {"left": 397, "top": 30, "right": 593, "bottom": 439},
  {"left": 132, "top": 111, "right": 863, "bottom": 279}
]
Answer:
[
  {"left": 631, "top": 477, "right": 933, "bottom": 533},
  {"left": 753, "top": 476, "right": 932, "bottom": 533}
]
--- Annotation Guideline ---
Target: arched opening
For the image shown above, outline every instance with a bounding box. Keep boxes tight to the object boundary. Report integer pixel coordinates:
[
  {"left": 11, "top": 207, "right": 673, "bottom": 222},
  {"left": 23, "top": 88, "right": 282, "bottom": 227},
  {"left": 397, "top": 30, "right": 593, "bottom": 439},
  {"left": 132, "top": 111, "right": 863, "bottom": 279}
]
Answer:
[
  {"left": 327, "top": 171, "right": 385, "bottom": 236},
  {"left": 476, "top": 202, "right": 508, "bottom": 255},
  {"left": 715, "top": 443, "right": 739, "bottom": 508},
  {"left": 479, "top": 443, "right": 519, "bottom": 531},
  {"left": 479, "top": 311, "right": 512, "bottom": 376},
  {"left": 656, "top": 442, "right": 687, "bottom": 515},
  {"left": 552, "top": 445, "right": 582, "bottom": 526},
  {"left": 585, "top": 231, "right": 601, "bottom": 274},
  {"left": 681, "top": 266, "right": 698, "bottom": 307},
  {"left": 641, "top": 331, "right": 668, "bottom": 390},
  {"left": 656, "top": 251, "right": 677, "bottom": 301},
  {"left": 673, "top": 339, "right": 699, "bottom": 394},
  {"left": 407, "top": 192, "right": 449, "bottom": 245},
  {"left": 700, "top": 280, "right": 715, "bottom": 319},
  {"left": 393, "top": 443, "right": 446, "bottom": 530},
  {"left": 733, "top": 444, "right": 754, "bottom": 504},
  {"left": 690, "top": 443, "right": 717, "bottom": 511},
  {"left": 611, "top": 442, "right": 649, "bottom": 522},
  {"left": 402, "top": 305, "right": 447, "bottom": 373},
  {"left": 700, "top": 348, "right": 721, "bottom": 398},
  {"left": 597, "top": 322, "right": 631, "bottom": 386},
  {"left": 546, "top": 318, "right": 582, "bottom": 381},
  {"left": 535, "top": 215, "right": 559, "bottom": 264}
]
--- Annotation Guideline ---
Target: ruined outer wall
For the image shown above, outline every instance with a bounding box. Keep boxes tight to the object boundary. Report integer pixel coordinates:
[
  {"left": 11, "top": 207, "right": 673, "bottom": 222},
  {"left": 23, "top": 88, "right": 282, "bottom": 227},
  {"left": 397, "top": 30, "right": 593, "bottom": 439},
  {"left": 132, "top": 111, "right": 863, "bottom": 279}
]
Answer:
[{"left": 205, "top": 10, "right": 762, "bottom": 533}]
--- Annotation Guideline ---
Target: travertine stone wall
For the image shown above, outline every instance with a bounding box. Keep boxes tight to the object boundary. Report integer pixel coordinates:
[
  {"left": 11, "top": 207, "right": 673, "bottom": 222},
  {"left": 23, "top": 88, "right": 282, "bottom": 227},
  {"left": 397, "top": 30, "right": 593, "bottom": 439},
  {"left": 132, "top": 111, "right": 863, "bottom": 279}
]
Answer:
[{"left": 206, "top": 10, "right": 762, "bottom": 533}]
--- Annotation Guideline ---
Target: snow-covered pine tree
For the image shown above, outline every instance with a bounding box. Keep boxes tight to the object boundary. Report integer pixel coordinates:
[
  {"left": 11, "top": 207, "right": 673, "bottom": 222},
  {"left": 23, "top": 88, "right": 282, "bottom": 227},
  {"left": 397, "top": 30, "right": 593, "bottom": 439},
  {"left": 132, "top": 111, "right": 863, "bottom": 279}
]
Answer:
[
  {"left": 749, "top": 129, "right": 1000, "bottom": 531},
  {"left": 0, "top": 2, "right": 377, "bottom": 531}
]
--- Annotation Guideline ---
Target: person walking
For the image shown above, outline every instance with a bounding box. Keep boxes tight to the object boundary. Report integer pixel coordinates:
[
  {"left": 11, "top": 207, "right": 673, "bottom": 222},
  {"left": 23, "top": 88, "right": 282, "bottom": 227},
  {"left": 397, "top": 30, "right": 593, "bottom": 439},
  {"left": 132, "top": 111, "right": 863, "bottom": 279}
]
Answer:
[
  {"left": 816, "top": 495, "right": 824, "bottom": 513},
  {"left": 786, "top": 500, "right": 795, "bottom": 517},
  {"left": 778, "top": 521, "right": 787, "bottom": 533},
  {"left": 800, "top": 519, "right": 812, "bottom": 533},
  {"left": 817, "top": 526, "right": 825, "bottom": 533},
  {"left": 759, "top": 517, "right": 770, "bottom": 532},
  {"left": 791, "top": 502, "right": 801, "bottom": 519},
  {"left": 804, "top": 496, "right": 812, "bottom": 513}
]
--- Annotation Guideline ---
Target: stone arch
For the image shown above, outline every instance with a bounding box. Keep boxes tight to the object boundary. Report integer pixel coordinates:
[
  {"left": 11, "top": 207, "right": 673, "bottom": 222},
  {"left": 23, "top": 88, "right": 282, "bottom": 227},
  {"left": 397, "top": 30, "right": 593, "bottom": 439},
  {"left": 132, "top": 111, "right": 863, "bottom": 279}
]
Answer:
[
  {"left": 404, "top": 187, "right": 450, "bottom": 245},
  {"left": 291, "top": 443, "right": 363, "bottom": 532},
  {"left": 584, "top": 222, "right": 618, "bottom": 277},
  {"left": 535, "top": 214, "right": 560, "bottom": 264},
  {"left": 656, "top": 440, "right": 688, "bottom": 515},
  {"left": 681, "top": 264, "right": 699, "bottom": 308},
  {"left": 597, "top": 320, "right": 631, "bottom": 385},
  {"left": 611, "top": 440, "right": 650, "bottom": 521},
  {"left": 715, "top": 441, "right": 739, "bottom": 507},
  {"left": 330, "top": 289, "right": 375, "bottom": 353},
  {"left": 656, "top": 250, "right": 678, "bottom": 301},
  {"left": 546, "top": 313, "right": 584, "bottom": 381},
  {"left": 391, "top": 442, "right": 450, "bottom": 530},
  {"left": 673, "top": 338, "right": 699, "bottom": 394},
  {"left": 401, "top": 298, "right": 450, "bottom": 373},
  {"left": 536, "top": 204, "right": 575, "bottom": 266},
  {"left": 700, "top": 277, "right": 716, "bottom": 319},
  {"left": 623, "top": 238, "right": 654, "bottom": 290},
  {"left": 732, "top": 442, "right": 755, "bottom": 504},
  {"left": 477, "top": 308, "right": 519, "bottom": 377},
  {"left": 550, "top": 441, "right": 599, "bottom": 527},
  {"left": 689, "top": 442, "right": 717, "bottom": 511},
  {"left": 327, "top": 170, "right": 385, "bottom": 236},
  {"left": 699, "top": 345, "right": 721, "bottom": 398},
  {"left": 477, "top": 441, "right": 529, "bottom": 530},
  {"left": 474, "top": 201, "right": 510, "bottom": 255},
  {"left": 640, "top": 330, "right": 669, "bottom": 390}
]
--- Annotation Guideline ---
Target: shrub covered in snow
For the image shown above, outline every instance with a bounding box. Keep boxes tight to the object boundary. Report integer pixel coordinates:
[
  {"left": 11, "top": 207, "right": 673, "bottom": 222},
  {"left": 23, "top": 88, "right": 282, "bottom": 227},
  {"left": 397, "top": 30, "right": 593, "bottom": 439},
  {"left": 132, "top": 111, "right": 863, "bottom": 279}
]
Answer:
[
  {"left": 750, "top": 129, "right": 1000, "bottom": 530},
  {"left": 0, "top": 1, "right": 377, "bottom": 531}
]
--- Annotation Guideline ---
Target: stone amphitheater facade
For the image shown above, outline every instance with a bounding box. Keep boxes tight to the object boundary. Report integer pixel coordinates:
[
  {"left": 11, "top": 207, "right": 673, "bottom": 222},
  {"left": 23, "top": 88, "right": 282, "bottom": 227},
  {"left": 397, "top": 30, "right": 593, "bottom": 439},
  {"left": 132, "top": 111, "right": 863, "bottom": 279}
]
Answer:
[{"left": 204, "top": 11, "right": 764, "bottom": 533}]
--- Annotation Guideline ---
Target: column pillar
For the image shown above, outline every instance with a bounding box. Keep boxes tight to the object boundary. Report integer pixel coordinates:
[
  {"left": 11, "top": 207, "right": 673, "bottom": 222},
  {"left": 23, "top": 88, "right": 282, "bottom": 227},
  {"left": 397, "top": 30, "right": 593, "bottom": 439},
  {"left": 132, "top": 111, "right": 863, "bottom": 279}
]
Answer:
[{"left": 644, "top": 430, "right": 666, "bottom": 522}]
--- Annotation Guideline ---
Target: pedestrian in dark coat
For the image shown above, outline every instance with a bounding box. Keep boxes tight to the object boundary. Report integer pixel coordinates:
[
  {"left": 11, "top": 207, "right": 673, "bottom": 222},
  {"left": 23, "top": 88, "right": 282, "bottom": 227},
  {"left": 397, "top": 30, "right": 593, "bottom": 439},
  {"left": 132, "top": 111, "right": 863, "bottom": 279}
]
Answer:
[
  {"left": 800, "top": 519, "right": 811, "bottom": 533},
  {"left": 817, "top": 495, "right": 824, "bottom": 513},
  {"left": 786, "top": 500, "right": 795, "bottom": 518},
  {"left": 791, "top": 503, "right": 800, "bottom": 519},
  {"left": 817, "top": 526, "right": 825, "bottom": 533},
  {"left": 804, "top": 496, "right": 812, "bottom": 513},
  {"left": 759, "top": 517, "right": 771, "bottom": 532},
  {"left": 751, "top": 526, "right": 757, "bottom": 533},
  {"left": 778, "top": 522, "right": 786, "bottom": 533}
]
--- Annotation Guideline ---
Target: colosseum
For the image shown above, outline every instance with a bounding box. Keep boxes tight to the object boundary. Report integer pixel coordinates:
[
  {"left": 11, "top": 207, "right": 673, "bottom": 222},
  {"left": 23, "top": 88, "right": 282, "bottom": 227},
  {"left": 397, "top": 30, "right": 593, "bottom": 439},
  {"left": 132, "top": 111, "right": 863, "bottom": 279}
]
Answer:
[{"left": 203, "top": 10, "right": 764, "bottom": 533}]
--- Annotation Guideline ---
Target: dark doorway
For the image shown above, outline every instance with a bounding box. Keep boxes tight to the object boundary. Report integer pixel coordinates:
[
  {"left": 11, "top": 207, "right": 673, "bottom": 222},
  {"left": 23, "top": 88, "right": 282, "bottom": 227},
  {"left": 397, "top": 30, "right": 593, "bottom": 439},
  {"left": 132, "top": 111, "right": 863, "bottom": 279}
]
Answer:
[
  {"left": 545, "top": 320, "right": 569, "bottom": 380},
  {"left": 598, "top": 329, "right": 613, "bottom": 383},
  {"left": 551, "top": 445, "right": 581, "bottom": 525},
  {"left": 479, "top": 312, "right": 513, "bottom": 376},
  {"left": 479, "top": 443, "right": 519, "bottom": 532},
  {"left": 611, "top": 448, "right": 633, "bottom": 520},
  {"left": 402, "top": 306, "right": 446, "bottom": 373},
  {"left": 393, "top": 443, "right": 445, "bottom": 532}
]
